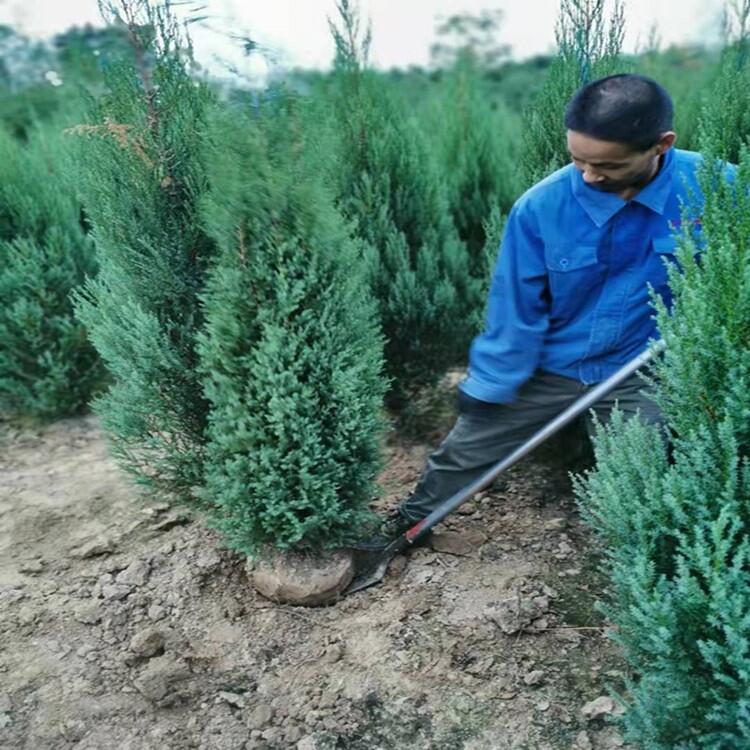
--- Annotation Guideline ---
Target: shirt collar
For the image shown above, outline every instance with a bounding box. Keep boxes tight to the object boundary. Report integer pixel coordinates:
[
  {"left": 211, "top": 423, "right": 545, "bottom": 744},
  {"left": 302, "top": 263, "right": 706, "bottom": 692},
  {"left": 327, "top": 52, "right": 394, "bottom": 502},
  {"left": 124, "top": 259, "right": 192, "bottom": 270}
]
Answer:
[{"left": 570, "top": 147, "right": 676, "bottom": 227}]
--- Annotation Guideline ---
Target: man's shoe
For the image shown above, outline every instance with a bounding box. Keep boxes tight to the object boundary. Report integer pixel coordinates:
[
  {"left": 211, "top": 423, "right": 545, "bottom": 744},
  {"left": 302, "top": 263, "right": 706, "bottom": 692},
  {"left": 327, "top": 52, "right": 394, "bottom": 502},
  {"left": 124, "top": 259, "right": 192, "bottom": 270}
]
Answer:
[{"left": 354, "top": 510, "right": 432, "bottom": 553}]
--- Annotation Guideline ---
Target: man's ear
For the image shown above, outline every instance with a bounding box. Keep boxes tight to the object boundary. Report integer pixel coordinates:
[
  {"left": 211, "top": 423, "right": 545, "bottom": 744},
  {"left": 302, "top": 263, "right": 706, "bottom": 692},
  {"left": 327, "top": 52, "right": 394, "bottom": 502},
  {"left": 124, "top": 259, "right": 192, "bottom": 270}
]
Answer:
[{"left": 656, "top": 131, "right": 677, "bottom": 154}]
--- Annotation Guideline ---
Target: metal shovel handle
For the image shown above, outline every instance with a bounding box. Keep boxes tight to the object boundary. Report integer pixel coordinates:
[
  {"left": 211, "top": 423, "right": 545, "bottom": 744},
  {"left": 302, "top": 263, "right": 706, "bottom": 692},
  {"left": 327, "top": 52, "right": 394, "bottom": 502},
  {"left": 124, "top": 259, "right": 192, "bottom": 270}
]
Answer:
[{"left": 404, "top": 339, "right": 666, "bottom": 543}]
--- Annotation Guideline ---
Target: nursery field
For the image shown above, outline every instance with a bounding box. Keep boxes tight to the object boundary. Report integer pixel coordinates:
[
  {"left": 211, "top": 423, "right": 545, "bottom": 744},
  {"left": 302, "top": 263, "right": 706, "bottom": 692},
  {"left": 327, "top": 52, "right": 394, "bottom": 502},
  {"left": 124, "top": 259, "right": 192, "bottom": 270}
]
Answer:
[
  {"left": 0, "top": 408, "right": 631, "bottom": 750},
  {"left": 3, "top": 0, "right": 750, "bottom": 746}
]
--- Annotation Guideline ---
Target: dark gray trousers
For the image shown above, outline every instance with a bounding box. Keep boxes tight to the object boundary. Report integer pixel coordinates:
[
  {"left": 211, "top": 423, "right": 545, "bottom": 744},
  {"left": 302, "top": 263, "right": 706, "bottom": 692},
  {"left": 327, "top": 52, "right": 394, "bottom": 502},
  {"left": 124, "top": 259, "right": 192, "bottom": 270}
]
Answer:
[{"left": 400, "top": 369, "right": 663, "bottom": 522}]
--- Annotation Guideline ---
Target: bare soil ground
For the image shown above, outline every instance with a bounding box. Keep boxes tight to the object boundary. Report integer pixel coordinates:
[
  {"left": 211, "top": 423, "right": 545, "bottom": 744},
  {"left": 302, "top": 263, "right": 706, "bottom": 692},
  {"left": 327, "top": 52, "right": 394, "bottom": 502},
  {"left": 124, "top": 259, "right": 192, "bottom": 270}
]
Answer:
[{"left": 0, "top": 412, "right": 634, "bottom": 750}]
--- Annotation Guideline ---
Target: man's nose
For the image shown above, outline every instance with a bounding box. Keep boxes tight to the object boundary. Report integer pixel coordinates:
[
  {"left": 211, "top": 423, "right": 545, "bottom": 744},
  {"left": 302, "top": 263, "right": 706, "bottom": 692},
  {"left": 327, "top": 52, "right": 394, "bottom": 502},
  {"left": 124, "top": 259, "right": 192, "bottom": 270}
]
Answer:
[{"left": 582, "top": 167, "right": 605, "bottom": 184}]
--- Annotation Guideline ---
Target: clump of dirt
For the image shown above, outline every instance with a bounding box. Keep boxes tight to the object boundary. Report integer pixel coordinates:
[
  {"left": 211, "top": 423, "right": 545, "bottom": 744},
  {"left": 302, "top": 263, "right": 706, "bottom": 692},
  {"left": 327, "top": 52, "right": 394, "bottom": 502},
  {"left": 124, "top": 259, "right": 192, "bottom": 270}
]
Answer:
[{"left": 0, "top": 414, "right": 633, "bottom": 749}]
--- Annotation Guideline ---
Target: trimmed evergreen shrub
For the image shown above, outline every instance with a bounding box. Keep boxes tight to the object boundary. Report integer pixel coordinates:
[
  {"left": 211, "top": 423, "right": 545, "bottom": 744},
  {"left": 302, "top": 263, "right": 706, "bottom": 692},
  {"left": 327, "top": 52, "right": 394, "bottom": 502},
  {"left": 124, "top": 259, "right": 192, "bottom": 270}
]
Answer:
[
  {"left": 197, "top": 100, "right": 387, "bottom": 554},
  {"left": 522, "top": 0, "right": 626, "bottom": 186},
  {"left": 72, "top": 1, "right": 215, "bottom": 501},
  {"left": 326, "top": 0, "right": 483, "bottom": 409},
  {"left": 0, "top": 124, "right": 101, "bottom": 419},
  {"left": 574, "top": 144, "right": 750, "bottom": 745}
]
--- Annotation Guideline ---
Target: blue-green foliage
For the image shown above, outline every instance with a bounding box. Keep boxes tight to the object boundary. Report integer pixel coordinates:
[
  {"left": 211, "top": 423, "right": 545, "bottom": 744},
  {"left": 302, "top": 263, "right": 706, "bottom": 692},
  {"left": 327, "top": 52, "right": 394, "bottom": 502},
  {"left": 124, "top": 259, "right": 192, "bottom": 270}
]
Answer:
[
  {"left": 575, "top": 147, "right": 750, "bottom": 746},
  {"left": 634, "top": 41, "right": 713, "bottom": 153},
  {"left": 429, "top": 55, "right": 521, "bottom": 276},
  {"left": 698, "top": 2, "right": 750, "bottom": 165},
  {"left": 327, "top": 0, "right": 483, "bottom": 408},
  {"left": 73, "top": 3, "right": 215, "bottom": 500},
  {"left": 0, "top": 125, "right": 101, "bottom": 418},
  {"left": 197, "top": 101, "right": 387, "bottom": 554},
  {"left": 522, "top": 0, "right": 626, "bottom": 186}
]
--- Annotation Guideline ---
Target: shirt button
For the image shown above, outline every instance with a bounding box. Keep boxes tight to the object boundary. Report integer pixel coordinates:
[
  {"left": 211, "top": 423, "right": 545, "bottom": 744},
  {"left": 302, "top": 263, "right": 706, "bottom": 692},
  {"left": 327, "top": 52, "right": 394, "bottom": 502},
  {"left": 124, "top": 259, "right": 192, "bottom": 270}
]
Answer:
[{"left": 560, "top": 258, "right": 569, "bottom": 268}]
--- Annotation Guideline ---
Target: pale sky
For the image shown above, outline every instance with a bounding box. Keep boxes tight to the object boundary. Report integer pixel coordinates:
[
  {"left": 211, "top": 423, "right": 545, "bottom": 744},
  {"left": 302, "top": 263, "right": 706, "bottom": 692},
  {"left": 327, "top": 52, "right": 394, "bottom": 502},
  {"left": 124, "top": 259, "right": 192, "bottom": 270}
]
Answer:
[{"left": 0, "top": 0, "right": 726, "bottom": 79}]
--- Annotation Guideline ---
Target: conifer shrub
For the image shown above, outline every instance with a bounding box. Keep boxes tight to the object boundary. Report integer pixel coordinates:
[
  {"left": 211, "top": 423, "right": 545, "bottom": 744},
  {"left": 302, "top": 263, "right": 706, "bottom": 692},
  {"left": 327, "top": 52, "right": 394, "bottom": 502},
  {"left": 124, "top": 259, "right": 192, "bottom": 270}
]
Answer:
[
  {"left": 633, "top": 34, "right": 708, "bottom": 153},
  {"left": 72, "top": 0, "right": 215, "bottom": 501},
  {"left": 522, "top": 0, "right": 626, "bottom": 186},
  {"left": 197, "top": 100, "right": 387, "bottom": 554},
  {"left": 698, "top": 0, "right": 750, "bottom": 164},
  {"left": 432, "top": 54, "right": 521, "bottom": 276},
  {"left": 326, "top": 0, "right": 483, "bottom": 410},
  {"left": 574, "top": 145, "right": 750, "bottom": 745},
  {"left": 0, "top": 124, "right": 101, "bottom": 419}
]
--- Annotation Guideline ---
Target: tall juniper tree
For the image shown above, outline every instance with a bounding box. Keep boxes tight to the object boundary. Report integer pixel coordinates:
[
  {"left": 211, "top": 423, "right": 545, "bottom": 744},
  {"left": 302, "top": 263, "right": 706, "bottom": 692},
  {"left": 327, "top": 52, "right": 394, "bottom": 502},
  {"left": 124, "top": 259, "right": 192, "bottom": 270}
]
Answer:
[
  {"left": 326, "top": 0, "right": 483, "bottom": 410},
  {"left": 427, "top": 6, "right": 519, "bottom": 275},
  {"left": 522, "top": 0, "right": 626, "bottom": 186},
  {"left": 432, "top": 52, "right": 521, "bottom": 279},
  {"left": 72, "top": 0, "right": 214, "bottom": 501},
  {"left": 574, "top": 124, "right": 750, "bottom": 748},
  {"left": 197, "top": 98, "right": 387, "bottom": 554},
  {"left": 0, "top": 124, "right": 101, "bottom": 419}
]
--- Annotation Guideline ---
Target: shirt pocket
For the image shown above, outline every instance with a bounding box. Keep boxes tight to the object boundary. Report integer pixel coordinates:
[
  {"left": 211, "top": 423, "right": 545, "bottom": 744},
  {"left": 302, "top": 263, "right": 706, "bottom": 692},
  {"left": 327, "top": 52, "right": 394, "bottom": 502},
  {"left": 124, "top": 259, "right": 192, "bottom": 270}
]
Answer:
[
  {"left": 649, "top": 235, "right": 681, "bottom": 297},
  {"left": 652, "top": 235, "right": 679, "bottom": 256},
  {"left": 544, "top": 244, "right": 603, "bottom": 316},
  {"left": 654, "top": 231, "right": 703, "bottom": 258}
]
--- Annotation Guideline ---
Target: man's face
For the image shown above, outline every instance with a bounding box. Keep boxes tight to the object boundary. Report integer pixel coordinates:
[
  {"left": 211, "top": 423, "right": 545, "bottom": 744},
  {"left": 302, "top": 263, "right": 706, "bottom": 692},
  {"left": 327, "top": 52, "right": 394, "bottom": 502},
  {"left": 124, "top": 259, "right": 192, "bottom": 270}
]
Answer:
[{"left": 566, "top": 130, "right": 674, "bottom": 194}]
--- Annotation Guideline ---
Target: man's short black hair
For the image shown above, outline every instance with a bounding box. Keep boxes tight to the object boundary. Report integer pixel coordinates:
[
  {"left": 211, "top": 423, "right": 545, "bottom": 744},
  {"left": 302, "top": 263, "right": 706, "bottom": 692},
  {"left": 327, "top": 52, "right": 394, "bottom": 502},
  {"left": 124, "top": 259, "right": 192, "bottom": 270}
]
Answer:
[{"left": 564, "top": 74, "right": 673, "bottom": 151}]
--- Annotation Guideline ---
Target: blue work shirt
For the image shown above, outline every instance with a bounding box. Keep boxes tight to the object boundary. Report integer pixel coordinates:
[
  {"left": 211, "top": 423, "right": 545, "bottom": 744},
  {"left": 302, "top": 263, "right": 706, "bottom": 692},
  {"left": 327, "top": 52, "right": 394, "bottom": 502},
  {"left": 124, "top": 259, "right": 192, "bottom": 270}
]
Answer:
[{"left": 461, "top": 147, "right": 710, "bottom": 404}]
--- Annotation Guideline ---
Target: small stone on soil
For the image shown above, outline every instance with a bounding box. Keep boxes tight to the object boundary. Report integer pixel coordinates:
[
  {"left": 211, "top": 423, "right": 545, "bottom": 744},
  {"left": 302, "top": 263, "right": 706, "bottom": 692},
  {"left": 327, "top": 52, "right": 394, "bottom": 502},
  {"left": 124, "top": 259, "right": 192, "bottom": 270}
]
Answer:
[
  {"left": 523, "top": 670, "right": 545, "bottom": 686},
  {"left": 195, "top": 549, "right": 222, "bottom": 571},
  {"left": 318, "top": 690, "right": 336, "bottom": 708},
  {"left": 285, "top": 725, "right": 304, "bottom": 743},
  {"left": 116, "top": 560, "right": 151, "bottom": 587},
  {"left": 101, "top": 583, "right": 134, "bottom": 601},
  {"left": 455, "top": 502, "right": 475, "bottom": 515},
  {"left": 218, "top": 691, "right": 246, "bottom": 708},
  {"left": 246, "top": 703, "right": 274, "bottom": 730},
  {"left": 581, "top": 695, "right": 625, "bottom": 720},
  {"left": 262, "top": 727, "right": 282, "bottom": 743},
  {"left": 431, "top": 529, "right": 487, "bottom": 556},
  {"left": 388, "top": 555, "right": 408, "bottom": 577},
  {"left": 133, "top": 655, "right": 190, "bottom": 701},
  {"left": 222, "top": 597, "right": 245, "bottom": 620},
  {"left": 151, "top": 513, "right": 192, "bottom": 532},
  {"left": 60, "top": 719, "right": 87, "bottom": 742},
  {"left": 150, "top": 502, "right": 171, "bottom": 514},
  {"left": 485, "top": 590, "right": 550, "bottom": 635},
  {"left": 497, "top": 691, "right": 517, "bottom": 700},
  {"left": 74, "top": 602, "right": 103, "bottom": 625},
  {"left": 71, "top": 537, "right": 116, "bottom": 559},
  {"left": 18, "top": 559, "right": 45, "bottom": 574},
  {"left": 129, "top": 626, "right": 169, "bottom": 658},
  {"left": 147, "top": 605, "right": 167, "bottom": 621},
  {"left": 543, "top": 517, "right": 567, "bottom": 531},
  {"left": 17, "top": 606, "right": 37, "bottom": 626}
]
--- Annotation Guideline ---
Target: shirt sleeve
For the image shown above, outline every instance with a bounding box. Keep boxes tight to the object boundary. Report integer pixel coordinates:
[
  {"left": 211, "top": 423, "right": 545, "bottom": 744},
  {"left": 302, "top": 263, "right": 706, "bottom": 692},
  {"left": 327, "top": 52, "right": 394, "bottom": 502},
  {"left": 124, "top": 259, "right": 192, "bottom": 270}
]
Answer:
[{"left": 460, "top": 199, "right": 550, "bottom": 403}]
